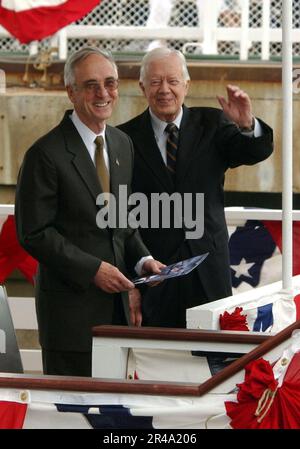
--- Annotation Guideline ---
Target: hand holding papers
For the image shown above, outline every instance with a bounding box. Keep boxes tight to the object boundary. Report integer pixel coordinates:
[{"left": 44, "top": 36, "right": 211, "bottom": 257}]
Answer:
[{"left": 133, "top": 253, "right": 209, "bottom": 285}]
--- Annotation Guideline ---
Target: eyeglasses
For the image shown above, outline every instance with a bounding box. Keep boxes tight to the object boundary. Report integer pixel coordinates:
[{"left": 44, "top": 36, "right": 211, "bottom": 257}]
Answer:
[{"left": 75, "top": 79, "right": 119, "bottom": 93}]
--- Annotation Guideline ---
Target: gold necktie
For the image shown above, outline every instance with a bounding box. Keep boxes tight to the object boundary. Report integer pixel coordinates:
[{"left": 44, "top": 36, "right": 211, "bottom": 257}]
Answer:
[{"left": 94, "top": 136, "right": 110, "bottom": 195}]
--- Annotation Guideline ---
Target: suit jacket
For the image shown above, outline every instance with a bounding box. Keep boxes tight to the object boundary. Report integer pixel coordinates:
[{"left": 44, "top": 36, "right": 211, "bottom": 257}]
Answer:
[
  {"left": 118, "top": 106, "right": 273, "bottom": 327},
  {"left": 15, "top": 110, "right": 150, "bottom": 351}
]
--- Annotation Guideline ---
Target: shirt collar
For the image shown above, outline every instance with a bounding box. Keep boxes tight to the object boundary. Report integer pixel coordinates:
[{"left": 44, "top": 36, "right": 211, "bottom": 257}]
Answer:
[
  {"left": 71, "top": 110, "right": 106, "bottom": 147},
  {"left": 149, "top": 108, "right": 183, "bottom": 138}
]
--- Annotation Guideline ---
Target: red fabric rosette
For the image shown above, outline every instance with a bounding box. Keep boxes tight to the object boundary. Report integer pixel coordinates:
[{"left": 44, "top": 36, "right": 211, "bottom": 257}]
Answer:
[
  {"left": 225, "top": 353, "right": 300, "bottom": 429},
  {"left": 0, "top": 216, "right": 37, "bottom": 284},
  {"left": 219, "top": 307, "right": 249, "bottom": 331}
]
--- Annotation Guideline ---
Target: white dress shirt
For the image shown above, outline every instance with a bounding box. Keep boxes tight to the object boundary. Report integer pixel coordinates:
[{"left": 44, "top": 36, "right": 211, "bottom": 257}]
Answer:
[
  {"left": 149, "top": 107, "right": 183, "bottom": 164},
  {"left": 70, "top": 110, "right": 110, "bottom": 171}
]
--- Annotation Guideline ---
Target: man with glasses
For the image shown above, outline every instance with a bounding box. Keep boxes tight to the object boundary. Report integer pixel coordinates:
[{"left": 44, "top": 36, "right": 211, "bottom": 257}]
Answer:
[{"left": 15, "top": 47, "right": 163, "bottom": 377}]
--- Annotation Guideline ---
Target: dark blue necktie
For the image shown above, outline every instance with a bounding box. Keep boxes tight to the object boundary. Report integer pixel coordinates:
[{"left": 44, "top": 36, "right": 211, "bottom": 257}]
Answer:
[{"left": 165, "top": 123, "right": 179, "bottom": 181}]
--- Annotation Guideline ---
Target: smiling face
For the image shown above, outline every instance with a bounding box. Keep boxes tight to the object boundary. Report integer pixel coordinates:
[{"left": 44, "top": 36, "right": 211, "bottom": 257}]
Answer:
[
  {"left": 139, "top": 53, "right": 189, "bottom": 122},
  {"left": 66, "top": 53, "right": 118, "bottom": 133}
]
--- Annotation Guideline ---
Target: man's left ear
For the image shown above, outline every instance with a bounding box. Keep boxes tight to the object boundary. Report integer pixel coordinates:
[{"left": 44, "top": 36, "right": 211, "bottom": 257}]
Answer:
[
  {"left": 139, "top": 81, "right": 146, "bottom": 96},
  {"left": 185, "top": 80, "right": 190, "bottom": 94},
  {"left": 66, "top": 85, "right": 75, "bottom": 103}
]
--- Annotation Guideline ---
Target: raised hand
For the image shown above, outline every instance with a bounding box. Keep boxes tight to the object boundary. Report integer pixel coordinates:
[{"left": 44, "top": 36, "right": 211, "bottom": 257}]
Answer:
[{"left": 217, "top": 84, "right": 254, "bottom": 129}]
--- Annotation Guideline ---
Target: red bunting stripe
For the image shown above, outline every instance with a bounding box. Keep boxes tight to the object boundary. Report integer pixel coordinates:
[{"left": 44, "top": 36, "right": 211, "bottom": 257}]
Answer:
[{"left": 0, "top": 0, "right": 100, "bottom": 43}]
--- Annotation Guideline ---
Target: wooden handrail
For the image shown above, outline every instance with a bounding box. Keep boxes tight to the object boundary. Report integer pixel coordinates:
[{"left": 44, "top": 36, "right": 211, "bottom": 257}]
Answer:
[
  {"left": 196, "top": 319, "right": 300, "bottom": 395},
  {"left": 92, "top": 325, "right": 271, "bottom": 344},
  {"left": 0, "top": 373, "right": 200, "bottom": 396},
  {"left": 0, "top": 321, "right": 298, "bottom": 398}
]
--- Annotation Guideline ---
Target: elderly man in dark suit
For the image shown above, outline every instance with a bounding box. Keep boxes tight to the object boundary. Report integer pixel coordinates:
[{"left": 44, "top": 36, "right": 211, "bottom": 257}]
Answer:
[
  {"left": 15, "top": 47, "right": 163, "bottom": 377},
  {"left": 118, "top": 47, "right": 273, "bottom": 328}
]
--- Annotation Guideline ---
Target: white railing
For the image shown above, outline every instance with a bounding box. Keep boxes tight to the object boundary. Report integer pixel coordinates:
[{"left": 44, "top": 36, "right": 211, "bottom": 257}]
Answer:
[
  {"left": 3, "top": 204, "right": 300, "bottom": 221},
  {"left": 7, "top": 295, "right": 41, "bottom": 373},
  {"left": 1, "top": 205, "right": 300, "bottom": 373},
  {"left": 0, "top": 0, "right": 299, "bottom": 61},
  {"left": 92, "top": 326, "right": 265, "bottom": 382}
]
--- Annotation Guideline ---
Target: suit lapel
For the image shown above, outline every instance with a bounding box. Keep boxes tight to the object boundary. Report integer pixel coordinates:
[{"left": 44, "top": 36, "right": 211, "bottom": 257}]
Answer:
[
  {"left": 60, "top": 111, "right": 102, "bottom": 201},
  {"left": 176, "top": 106, "right": 205, "bottom": 185},
  {"left": 133, "top": 110, "right": 174, "bottom": 193}
]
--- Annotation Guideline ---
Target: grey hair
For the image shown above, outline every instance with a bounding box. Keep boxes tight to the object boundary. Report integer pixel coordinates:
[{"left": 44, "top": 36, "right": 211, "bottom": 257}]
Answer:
[
  {"left": 139, "top": 47, "right": 190, "bottom": 84},
  {"left": 64, "top": 46, "right": 118, "bottom": 86}
]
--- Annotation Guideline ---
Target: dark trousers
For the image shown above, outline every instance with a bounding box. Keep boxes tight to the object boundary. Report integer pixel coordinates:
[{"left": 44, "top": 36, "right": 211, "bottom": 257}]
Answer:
[
  {"left": 42, "top": 296, "right": 127, "bottom": 377},
  {"left": 42, "top": 349, "right": 92, "bottom": 377},
  {"left": 142, "top": 270, "right": 207, "bottom": 328}
]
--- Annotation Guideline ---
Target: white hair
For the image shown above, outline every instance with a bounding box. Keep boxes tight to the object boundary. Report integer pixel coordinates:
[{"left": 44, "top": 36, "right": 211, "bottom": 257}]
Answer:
[
  {"left": 64, "top": 46, "right": 118, "bottom": 86},
  {"left": 139, "top": 47, "right": 190, "bottom": 84}
]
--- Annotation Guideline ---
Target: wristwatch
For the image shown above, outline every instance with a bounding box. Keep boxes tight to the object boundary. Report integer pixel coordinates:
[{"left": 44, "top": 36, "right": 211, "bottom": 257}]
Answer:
[{"left": 239, "top": 117, "right": 255, "bottom": 133}]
